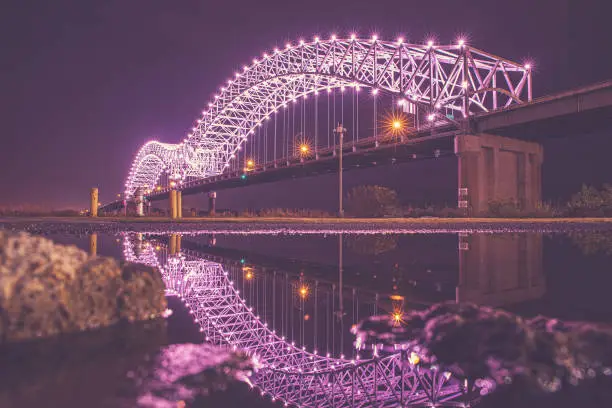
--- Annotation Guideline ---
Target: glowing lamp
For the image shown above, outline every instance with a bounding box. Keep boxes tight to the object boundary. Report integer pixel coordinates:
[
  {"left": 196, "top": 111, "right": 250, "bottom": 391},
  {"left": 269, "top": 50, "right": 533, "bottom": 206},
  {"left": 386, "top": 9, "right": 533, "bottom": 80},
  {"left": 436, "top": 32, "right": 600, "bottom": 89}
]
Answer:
[
  {"left": 409, "top": 352, "right": 420, "bottom": 365},
  {"left": 331, "top": 34, "right": 337, "bottom": 41},
  {"left": 427, "top": 114, "right": 435, "bottom": 121},
  {"left": 397, "top": 37, "right": 404, "bottom": 44},
  {"left": 458, "top": 39, "right": 465, "bottom": 47},
  {"left": 298, "top": 285, "right": 309, "bottom": 299},
  {"left": 371, "top": 35, "right": 378, "bottom": 41},
  {"left": 427, "top": 40, "right": 434, "bottom": 48},
  {"left": 246, "top": 159, "right": 254, "bottom": 167},
  {"left": 525, "top": 63, "right": 531, "bottom": 69},
  {"left": 372, "top": 88, "right": 379, "bottom": 95},
  {"left": 241, "top": 174, "right": 247, "bottom": 180},
  {"left": 393, "top": 120, "right": 402, "bottom": 129},
  {"left": 314, "top": 36, "right": 319, "bottom": 43},
  {"left": 300, "top": 144, "right": 310, "bottom": 154},
  {"left": 350, "top": 33, "right": 356, "bottom": 40}
]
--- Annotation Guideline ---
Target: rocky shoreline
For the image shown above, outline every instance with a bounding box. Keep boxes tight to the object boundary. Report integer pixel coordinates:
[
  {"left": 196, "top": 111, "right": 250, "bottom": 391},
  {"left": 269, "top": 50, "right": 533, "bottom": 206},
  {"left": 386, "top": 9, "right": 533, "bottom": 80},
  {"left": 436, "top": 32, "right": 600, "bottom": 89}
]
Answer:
[{"left": 0, "top": 230, "right": 167, "bottom": 344}]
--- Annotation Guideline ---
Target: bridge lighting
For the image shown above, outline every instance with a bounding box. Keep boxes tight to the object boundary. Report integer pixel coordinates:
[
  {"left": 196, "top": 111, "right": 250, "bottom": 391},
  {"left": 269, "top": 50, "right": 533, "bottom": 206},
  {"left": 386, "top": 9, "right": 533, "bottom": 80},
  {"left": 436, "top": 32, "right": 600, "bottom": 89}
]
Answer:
[
  {"left": 263, "top": 53, "right": 268, "bottom": 58},
  {"left": 252, "top": 58, "right": 258, "bottom": 64},
  {"left": 393, "top": 120, "right": 402, "bottom": 130},
  {"left": 156, "top": 186, "right": 161, "bottom": 191},
  {"left": 327, "top": 87, "right": 332, "bottom": 93},
  {"left": 300, "top": 144, "right": 310, "bottom": 154},
  {"left": 273, "top": 47, "right": 279, "bottom": 54},
  {"left": 524, "top": 63, "right": 532, "bottom": 70},
  {"left": 314, "top": 36, "right": 319, "bottom": 43},
  {"left": 457, "top": 38, "right": 465, "bottom": 47},
  {"left": 331, "top": 34, "right": 337, "bottom": 41},
  {"left": 208, "top": 102, "right": 213, "bottom": 107},
  {"left": 462, "top": 80, "right": 468, "bottom": 89},
  {"left": 246, "top": 159, "right": 254, "bottom": 167},
  {"left": 427, "top": 40, "right": 434, "bottom": 48},
  {"left": 298, "top": 285, "right": 309, "bottom": 299},
  {"left": 397, "top": 36, "right": 404, "bottom": 44},
  {"left": 427, "top": 113, "right": 436, "bottom": 121},
  {"left": 285, "top": 42, "right": 291, "bottom": 49},
  {"left": 350, "top": 33, "right": 356, "bottom": 41},
  {"left": 355, "top": 85, "right": 361, "bottom": 92},
  {"left": 371, "top": 34, "right": 378, "bottom": 42},
  {"left": 340, "top": 85, "right": 346, "bottom": 92},
  {"left": 170, "top": 181, "right": 176, "bottom": 187},
  {"left": 409, "top": 352, "right": 420, "bottom": 365},
  {"left": 299, "top": 39, "right": 305, "bottom": 45},
  {"left": 372, "top": 88, "right": 379, "bottom": 96}
]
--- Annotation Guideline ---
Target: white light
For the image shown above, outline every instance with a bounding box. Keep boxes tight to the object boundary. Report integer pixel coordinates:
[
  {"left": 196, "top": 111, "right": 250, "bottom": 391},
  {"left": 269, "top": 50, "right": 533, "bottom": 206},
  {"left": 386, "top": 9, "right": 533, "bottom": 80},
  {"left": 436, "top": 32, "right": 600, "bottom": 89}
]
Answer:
[
  {"left": 462, "top": 81, "right": 468, "bottom": 88},
  {"left": 371, "top": 34, "right": 378, "bottom": 41},
  {"left": 299, "top": 39, "right": 305, "bottom": 46},
  {"left": 372, "top": 88, "right": 379, "bottom": 95},
  {"left": 525, "top": 63, "right": 531, "bottom": 69},
  {"left": 427, "top": 40, "right": 434, "bottom": 48},
  {"left": 340, "top": 85, "right": 346, "bottom": 92},
  {"left": 263, "top": 53, "right": 268, "bottom": 58},
  {"left": 350, "top": 33, "right": 356, "bottom": 41},
  {"left": 331, "top": 34, "right": 337, "bottom": 41},
  {"left": 274, "top": 47, "right": 279, "bottom": 53},
  {"left": 252, "top": 58, "right": 258, "bottom": 64},
  {"left": 397, "top": 36, "right": 404, "bottom": 44},
  {"left": 285, "top": 42, "right": 291, "bottom": 49},
  {"left": 314, "top": 36, "right": 319, "bottom": 43},
  {"left": 428, "top": 113, "right": 435, "bottom": 121}
]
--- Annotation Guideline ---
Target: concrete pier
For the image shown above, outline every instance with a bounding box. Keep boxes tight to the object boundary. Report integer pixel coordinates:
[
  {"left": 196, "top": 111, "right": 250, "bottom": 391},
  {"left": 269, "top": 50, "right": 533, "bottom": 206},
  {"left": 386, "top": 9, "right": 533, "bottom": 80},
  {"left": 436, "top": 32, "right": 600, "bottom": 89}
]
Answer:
[
  {"left": 169, "top": 190, "right": 177, "bottom": 219},
  {"left": 455, "top": 133, "right": 543, "bottom": 215},
  {"left": 176, "top": 191, "right": 182, "bottom": 219},
  {"left": 135, "top": 188, "right": 144, "bottom": 217},
  {"left": 208, "top": 191, "right": 217, "bottom": 216},
  {"left": 90, "top": 188, "right": 98, "bottom": 217}
]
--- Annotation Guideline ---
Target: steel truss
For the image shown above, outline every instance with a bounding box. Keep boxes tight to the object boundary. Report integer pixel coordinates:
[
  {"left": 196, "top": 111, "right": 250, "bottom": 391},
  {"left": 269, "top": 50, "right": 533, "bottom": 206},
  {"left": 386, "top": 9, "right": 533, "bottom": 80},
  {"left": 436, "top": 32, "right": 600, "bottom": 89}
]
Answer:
[
  {"left": 124, "top": 37, "right": 531, "bottom": 198},
  {"left": 123, "top": 235, "right": 473, "bottom": 407}
]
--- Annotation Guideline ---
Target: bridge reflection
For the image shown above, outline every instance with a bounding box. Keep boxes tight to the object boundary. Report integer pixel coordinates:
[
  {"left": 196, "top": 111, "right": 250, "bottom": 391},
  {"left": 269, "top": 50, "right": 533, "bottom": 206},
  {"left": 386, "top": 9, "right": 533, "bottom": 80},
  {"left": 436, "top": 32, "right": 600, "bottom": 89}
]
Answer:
[{"left": 123, "top": 233, "right": 473, "bottom": 407}]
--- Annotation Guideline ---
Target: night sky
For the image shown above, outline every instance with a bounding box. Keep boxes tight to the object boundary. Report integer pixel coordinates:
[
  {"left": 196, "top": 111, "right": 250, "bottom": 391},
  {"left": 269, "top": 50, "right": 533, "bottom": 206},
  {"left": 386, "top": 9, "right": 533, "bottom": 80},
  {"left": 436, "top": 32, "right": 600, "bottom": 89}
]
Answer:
[{"left": 1, "top": 0, "right": 610, "bottom": 211}]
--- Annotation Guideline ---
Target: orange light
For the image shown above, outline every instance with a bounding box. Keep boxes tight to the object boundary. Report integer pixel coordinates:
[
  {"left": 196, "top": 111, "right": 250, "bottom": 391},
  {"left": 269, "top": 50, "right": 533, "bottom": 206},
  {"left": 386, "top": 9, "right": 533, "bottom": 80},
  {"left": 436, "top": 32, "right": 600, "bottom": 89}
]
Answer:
[
  {"left": 298, "top": 285, "right": 309, "bottom": 299},
  {"left": 170, "top": 181, "right": 176, "bottom": 187},
  {"left": 393, "top": 120, "right": 402, "bottom": 129},
  {"left": 156, "top": 186, "right": 161, "bottom": 191},
  {"left": 300, "top": 144, "right": 309, "bottom": 154},
  {"left": 246, "top": 159, "right": 254, "bottom": 167},
  {"left": 409, "top": 351, "right": 420, "bottom": 365}
]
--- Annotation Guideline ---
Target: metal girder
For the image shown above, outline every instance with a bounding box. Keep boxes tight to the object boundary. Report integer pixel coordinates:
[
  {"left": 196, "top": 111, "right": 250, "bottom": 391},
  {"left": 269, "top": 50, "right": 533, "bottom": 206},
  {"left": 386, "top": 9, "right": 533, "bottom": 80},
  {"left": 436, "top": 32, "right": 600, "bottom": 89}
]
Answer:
[{"left": 123, "top": 37, "right": 530, "bottom": 198}]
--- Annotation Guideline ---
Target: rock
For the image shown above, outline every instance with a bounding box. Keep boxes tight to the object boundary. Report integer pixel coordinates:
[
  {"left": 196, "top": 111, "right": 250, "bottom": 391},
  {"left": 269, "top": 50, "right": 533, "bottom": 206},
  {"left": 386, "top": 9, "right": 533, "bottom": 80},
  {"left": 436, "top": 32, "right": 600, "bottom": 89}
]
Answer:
[{"left": 0, "top": 230, "right": 167, "bottom": 344}]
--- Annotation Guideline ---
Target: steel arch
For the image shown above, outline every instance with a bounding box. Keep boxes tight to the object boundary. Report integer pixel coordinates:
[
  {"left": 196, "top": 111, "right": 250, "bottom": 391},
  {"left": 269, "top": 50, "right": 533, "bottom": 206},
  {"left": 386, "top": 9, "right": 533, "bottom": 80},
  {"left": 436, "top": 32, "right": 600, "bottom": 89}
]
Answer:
[{"left": 124, "top": 37, "right": 531, "bottom": 198}]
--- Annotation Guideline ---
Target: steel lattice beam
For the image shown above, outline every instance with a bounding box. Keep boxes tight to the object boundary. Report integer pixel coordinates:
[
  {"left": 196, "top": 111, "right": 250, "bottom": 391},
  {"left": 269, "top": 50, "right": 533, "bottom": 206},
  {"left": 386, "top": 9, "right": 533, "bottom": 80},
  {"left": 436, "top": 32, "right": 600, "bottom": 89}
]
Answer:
[{"left": 124, "top": 37, "right": 530, "bottom": 198}]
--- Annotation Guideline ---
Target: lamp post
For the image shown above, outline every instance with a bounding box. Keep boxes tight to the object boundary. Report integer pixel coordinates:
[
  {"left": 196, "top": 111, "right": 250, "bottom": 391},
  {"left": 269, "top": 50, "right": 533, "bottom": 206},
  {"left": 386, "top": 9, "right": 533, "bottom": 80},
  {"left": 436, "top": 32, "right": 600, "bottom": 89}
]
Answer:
[{"left": 334, "top": 123, "right": 346, "bottom": 218}]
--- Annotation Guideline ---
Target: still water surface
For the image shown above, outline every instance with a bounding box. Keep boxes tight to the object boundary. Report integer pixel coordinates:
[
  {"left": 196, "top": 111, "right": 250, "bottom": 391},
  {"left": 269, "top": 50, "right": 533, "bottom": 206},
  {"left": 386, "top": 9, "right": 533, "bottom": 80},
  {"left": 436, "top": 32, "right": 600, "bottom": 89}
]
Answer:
[{"left": 4, "top": 228, "right": 612, "bottom": 407}]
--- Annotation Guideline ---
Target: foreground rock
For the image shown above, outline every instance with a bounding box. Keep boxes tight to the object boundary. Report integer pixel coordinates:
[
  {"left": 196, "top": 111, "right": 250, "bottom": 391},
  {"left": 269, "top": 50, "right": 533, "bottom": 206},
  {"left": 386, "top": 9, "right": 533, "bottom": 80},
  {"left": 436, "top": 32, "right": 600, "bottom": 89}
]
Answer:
[
  {"left": 0, "top": 230, "right": 166, "bottom": 343},
  {"left": 353, "top": 302, "right": 612, "bottom": 404}
]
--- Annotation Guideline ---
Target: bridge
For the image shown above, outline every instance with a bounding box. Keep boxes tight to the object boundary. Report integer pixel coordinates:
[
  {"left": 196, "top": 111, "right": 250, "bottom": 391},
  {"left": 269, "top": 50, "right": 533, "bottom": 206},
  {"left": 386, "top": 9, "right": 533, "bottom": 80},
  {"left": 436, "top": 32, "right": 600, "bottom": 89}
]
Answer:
[
  {"left": 122, "top": 232, "right": 478, "bottom": 407},
  {"left": 97, "top": 35, "right": 612, "bottom": 216}
]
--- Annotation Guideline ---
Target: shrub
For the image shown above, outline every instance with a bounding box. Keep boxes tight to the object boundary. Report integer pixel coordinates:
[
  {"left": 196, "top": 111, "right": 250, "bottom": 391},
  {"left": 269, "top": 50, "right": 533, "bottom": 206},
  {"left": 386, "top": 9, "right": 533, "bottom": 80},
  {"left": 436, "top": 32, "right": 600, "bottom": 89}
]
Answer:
[{"left": 345, "top": 185, "right": 399, "bottom": 217}]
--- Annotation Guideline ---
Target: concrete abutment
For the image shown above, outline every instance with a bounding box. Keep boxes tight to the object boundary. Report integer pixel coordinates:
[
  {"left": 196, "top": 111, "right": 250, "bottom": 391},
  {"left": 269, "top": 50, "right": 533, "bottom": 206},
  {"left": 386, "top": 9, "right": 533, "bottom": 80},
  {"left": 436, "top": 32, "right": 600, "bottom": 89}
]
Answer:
[{"left": 455, "top": 133, "right": 543, "bottom": 215}]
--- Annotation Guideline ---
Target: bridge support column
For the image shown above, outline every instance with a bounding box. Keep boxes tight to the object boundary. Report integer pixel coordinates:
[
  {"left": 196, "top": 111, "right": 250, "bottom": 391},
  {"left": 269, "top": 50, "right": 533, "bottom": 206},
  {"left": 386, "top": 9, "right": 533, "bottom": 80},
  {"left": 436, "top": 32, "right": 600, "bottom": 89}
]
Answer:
[
  {"left": 208, "top": 191, "right": 217, "bottom": 216},
  {"left": 176, "top": 191, "right": 182, "bottom": 219},
  {"left": 169, "top": 190, "right": 177, "bottom": 219},
  {"left": 135, "top": 187, "right": 144, "bottom": 217},
  {"left": 90, "top": 187, "right": 98, "bottom": 217},
  {"left": 455, "top": 133, "right": 543, "bottom": 215}
]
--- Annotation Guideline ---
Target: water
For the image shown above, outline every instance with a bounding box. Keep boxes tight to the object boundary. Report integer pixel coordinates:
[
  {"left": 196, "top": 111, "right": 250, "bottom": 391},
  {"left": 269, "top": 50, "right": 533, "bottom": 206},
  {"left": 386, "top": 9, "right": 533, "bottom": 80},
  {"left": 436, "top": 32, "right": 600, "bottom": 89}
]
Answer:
[{"left": 2, "top": 227, "right": 612, "bottom": 407}]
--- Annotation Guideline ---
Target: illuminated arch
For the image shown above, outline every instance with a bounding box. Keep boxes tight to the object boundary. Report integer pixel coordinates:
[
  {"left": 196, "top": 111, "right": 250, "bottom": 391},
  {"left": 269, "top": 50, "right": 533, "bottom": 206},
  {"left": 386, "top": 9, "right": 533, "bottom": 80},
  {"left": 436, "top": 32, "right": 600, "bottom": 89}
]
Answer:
[{"left": 124, "top": 36, "right": 531, "bottom": 197}]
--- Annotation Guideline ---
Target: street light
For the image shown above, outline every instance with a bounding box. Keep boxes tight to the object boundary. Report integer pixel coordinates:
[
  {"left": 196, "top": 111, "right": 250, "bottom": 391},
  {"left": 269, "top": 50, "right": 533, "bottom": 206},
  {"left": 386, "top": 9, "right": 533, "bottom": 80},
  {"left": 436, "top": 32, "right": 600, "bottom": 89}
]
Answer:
[{"left": 333, "top": 123, "right": 347, "bottom": 218}]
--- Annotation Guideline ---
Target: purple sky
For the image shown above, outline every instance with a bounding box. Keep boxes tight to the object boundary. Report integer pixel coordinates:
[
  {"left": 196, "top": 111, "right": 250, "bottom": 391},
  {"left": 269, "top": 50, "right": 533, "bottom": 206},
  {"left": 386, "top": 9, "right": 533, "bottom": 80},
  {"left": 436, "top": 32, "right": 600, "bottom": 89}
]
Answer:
[{"left": 1, "top": 0, "right": 610, "bottom": 210}]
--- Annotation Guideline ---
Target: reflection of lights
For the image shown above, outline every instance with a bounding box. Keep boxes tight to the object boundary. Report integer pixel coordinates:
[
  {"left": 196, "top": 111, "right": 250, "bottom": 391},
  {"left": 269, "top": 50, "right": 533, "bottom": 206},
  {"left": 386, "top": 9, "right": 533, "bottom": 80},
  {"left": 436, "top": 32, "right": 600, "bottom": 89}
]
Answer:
[{"left": 298, "top": 285, "right": 309, "bottom": 299}]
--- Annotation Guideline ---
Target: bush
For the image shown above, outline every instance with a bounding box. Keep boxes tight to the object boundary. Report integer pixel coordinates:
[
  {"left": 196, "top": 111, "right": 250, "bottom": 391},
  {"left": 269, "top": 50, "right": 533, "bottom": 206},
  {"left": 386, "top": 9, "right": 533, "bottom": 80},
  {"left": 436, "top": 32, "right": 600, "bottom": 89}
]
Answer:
[
  {"left": 345, "top": 185, "right": 399, "bottom": 217},
  {"left": 567, "top": 184, "right": 612, "bottom": 217}
]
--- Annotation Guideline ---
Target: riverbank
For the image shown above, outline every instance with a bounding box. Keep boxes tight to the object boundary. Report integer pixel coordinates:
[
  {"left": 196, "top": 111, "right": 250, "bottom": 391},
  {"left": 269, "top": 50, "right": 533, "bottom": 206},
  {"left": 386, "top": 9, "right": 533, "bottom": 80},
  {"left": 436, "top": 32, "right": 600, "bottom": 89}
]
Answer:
[{"left": 3, "top": 216, "right": 612, "bottom": 233}]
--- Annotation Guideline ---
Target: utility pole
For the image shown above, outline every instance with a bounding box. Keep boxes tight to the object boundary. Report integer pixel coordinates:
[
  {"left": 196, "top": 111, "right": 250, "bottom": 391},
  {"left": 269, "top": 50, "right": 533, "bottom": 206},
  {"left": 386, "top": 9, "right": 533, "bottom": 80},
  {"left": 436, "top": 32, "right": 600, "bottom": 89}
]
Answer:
[{"left": 334, "top": 123, "right": 346, "bottom": 218}]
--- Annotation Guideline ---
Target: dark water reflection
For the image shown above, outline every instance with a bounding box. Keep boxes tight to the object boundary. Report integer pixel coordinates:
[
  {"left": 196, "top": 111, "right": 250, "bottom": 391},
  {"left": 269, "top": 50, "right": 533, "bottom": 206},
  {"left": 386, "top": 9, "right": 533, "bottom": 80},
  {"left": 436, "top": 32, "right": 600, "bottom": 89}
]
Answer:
[{"left": 2, "top": 229, "right": 612, "bottom": 407}]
